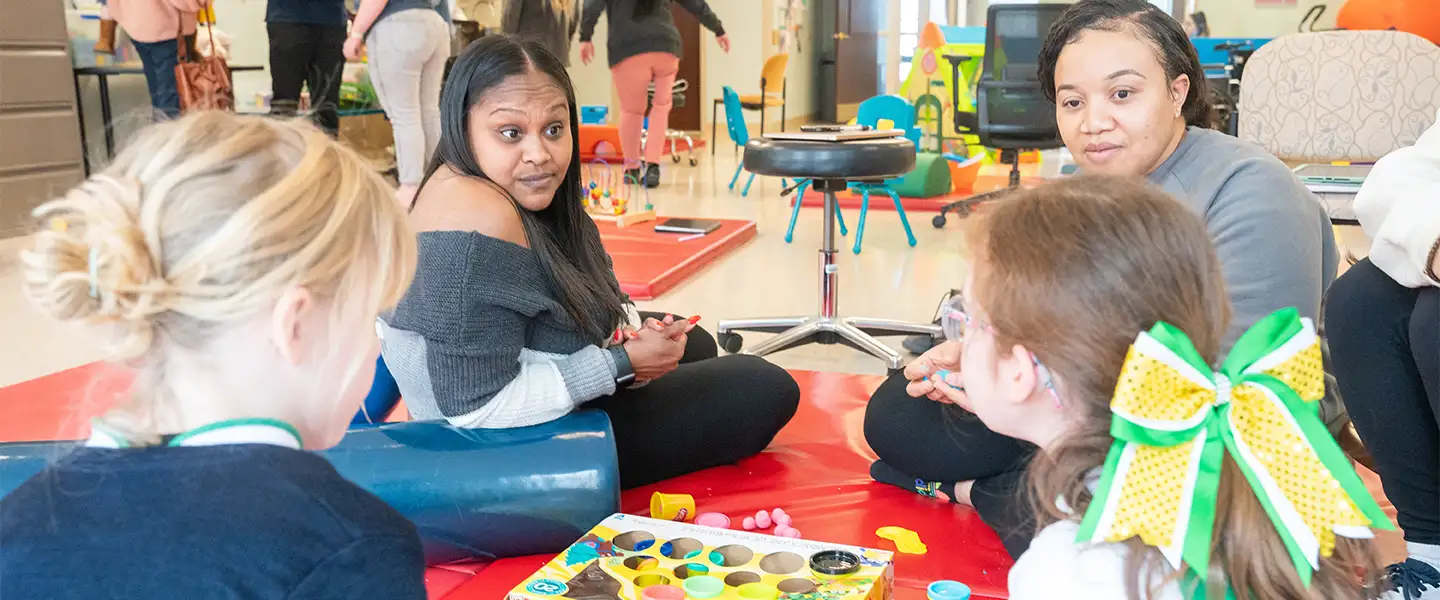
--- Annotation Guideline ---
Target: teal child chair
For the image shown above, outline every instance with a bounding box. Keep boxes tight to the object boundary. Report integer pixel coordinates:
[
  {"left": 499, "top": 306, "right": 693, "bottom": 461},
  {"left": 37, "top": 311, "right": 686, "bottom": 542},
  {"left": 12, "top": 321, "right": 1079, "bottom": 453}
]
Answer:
[
  {"left": 723, "top": 86, "right": 788, "bottom": 197},
  {"left": 783, "top": 178, "right": 849, "bottom": 243},
  {"left": 845, "top": 95, "right": 919, "bottom": 254}
]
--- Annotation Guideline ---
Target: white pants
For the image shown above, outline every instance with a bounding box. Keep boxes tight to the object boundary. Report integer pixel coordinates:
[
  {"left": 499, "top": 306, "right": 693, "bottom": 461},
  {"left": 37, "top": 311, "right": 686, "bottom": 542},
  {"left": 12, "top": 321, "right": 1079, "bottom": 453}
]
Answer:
[{"left": 367, "top": 9, "right": 450, "bottom": 186}]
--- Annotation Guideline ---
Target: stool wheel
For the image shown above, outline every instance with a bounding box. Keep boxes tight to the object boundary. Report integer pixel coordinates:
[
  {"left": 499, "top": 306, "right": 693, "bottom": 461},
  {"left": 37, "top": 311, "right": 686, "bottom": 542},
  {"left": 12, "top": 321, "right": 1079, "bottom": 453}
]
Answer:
[
  {"left": 931, "top": 214, "right": 947, "bottom": 229},
  {"left": 718, "top": 332, "right": 744, "bottom": 354},
  {"left": 689, "top": 158, "right": 699, "bottom": 166},
  {"left": 672, "top": 154, "right": 681, "bottom": 163}
]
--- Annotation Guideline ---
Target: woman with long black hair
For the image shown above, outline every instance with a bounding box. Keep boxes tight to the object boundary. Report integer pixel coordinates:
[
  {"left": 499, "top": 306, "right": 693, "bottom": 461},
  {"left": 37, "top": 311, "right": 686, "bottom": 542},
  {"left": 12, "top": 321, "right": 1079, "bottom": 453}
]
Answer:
[
  {"left": 377, "top": 35, "right": 799, "bottom": 489},
  {"left": 578, "top": 0, "right": 728, "bottom": 188}
]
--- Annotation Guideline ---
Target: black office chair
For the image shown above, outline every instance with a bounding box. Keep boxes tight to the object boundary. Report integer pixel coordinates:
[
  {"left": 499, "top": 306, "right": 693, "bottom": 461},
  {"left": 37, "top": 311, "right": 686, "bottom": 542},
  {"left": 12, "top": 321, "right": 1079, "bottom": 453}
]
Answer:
[{"left": 932, "top": 4, "right": 1067, "bottom": 228}]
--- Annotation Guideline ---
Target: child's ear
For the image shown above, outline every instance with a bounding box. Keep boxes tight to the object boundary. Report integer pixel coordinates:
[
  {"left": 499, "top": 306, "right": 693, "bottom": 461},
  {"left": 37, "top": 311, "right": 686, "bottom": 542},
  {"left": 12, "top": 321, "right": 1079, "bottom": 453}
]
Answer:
[
  {"left": 270, "top": 285, "right": 314, "bottom": 366},
  {"left": 1003, "top": 343, "right": 1040, "bottom": 405}
]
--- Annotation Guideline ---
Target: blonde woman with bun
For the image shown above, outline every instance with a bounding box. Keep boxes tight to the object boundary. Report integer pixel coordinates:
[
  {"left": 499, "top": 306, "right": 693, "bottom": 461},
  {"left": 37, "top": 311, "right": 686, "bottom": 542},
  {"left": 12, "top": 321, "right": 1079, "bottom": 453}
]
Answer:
[{"left": 0, "top": 112, "right": 425, "bottom": 599}]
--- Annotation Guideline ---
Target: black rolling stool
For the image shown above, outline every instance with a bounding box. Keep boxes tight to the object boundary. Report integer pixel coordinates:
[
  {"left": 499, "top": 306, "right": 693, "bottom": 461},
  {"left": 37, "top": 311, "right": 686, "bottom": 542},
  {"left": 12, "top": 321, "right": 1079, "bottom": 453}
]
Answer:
[{"left": 716, "top": 137, "right": 942, "bottom": 372}]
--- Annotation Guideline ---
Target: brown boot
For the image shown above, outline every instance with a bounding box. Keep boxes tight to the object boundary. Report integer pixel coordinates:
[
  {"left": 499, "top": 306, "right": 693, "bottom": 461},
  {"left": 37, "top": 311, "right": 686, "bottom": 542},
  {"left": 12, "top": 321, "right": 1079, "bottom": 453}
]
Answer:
[{"left": 94, "top": 19, "right": 118, "bottom": 55}]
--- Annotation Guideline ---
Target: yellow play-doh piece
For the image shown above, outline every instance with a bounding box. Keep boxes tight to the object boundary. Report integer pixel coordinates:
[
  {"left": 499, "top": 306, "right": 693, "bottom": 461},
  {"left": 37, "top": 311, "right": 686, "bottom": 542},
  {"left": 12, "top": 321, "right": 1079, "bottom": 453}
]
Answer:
[{"left": 875, "top": 526, "right": 928, "bottom": 554}]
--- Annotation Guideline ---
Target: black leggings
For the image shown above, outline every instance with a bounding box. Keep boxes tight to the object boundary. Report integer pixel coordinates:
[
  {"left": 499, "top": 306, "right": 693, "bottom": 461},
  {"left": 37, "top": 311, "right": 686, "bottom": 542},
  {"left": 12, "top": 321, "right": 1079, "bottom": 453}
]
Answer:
[
  {"left": 267, "top": 22, "right": 347, "bottom": 136},
  {"left": 863, "top": 373, "right": 1037, "bottom": 557},
  {"left": 1325, "top": 258, "right": 1440, "bottom": 545},
  {"left": 584, "top": 313, "right": 801, "bottom": 489}
]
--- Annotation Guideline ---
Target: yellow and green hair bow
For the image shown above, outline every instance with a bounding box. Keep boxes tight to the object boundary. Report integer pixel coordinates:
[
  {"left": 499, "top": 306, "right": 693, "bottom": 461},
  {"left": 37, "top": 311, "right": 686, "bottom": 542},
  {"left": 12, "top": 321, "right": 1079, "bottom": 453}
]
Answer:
[{"left": 1075, "top": 308, "right": 1392, "bottom": 585}]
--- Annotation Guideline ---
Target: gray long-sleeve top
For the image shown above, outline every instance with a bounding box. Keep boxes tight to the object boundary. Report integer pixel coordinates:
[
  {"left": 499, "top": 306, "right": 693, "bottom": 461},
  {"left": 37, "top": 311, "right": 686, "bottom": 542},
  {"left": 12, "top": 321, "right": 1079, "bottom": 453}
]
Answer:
[
  {"left": 579, "top": 0, "right": 724, "bottom": 68},
  {"left": 1145, "top": 126, "right": 1339, "bottom": 350},
  {"left": 1144, "top": 126, "right": 1346, "bottom": 430}
]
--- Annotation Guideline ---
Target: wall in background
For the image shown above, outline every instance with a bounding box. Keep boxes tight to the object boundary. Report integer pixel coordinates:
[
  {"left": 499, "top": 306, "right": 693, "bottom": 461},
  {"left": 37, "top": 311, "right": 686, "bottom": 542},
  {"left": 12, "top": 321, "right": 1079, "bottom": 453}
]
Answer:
[{"left": 1190, "top": 0, "right": 1335, "bottom": 37}]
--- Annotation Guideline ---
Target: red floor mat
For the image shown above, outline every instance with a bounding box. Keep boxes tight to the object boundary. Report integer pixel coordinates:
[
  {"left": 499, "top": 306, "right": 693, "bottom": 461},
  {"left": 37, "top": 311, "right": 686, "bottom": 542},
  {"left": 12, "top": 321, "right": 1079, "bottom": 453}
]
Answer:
[
  {"left": 598, "top": 218, "right": 756, "bottom": 300},
  {"left": 794, "top": 188, "right": 961, "bottom": 213},
  {"left": 0, "top": 362, "right": 128, "bottom": 443},
  {"left": 579, "top": 140, "right": 708, "bottom": 163},
  {"left": 438, "top": 371, "right": 1015, "bottom": 600},
  {"left": 2, "top": 365, "right": 1406, "bottom": 598}
]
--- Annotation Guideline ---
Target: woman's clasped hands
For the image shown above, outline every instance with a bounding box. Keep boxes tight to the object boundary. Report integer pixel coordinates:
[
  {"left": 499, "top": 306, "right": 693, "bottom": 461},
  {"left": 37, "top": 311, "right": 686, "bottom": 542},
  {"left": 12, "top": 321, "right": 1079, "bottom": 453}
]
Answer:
[{"left": 622, "top": 314, "right": 694, "bottom": 383}]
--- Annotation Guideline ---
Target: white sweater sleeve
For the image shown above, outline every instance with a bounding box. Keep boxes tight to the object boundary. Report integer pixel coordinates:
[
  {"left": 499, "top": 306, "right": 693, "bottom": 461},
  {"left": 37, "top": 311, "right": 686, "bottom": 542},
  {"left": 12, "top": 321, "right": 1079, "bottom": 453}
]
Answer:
[
  {"left": 1009, "top": 521, "right": 1183, "bottom": 600},
  {"left": 1354, "top": 109, "right": 1440, "bottom": 288},
  {"left": 442, "top": 347, "right": 615, "bottom": 429}
]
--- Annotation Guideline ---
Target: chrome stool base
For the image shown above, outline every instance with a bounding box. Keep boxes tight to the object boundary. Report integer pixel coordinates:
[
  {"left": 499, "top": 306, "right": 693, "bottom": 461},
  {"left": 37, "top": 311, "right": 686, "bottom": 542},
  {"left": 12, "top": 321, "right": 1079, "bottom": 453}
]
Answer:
[{"left": 717, "top": 179, "right": 940, "bottom": 371}]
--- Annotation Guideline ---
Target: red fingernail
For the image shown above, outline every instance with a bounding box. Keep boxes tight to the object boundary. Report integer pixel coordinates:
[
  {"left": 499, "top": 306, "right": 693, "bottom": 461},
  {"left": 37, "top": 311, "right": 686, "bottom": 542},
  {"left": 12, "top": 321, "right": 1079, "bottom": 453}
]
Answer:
[
  {"left": 687, "top": 315, "right": 701, "bottom": 324},
  {"left": 627, "top": 331, "right": 639, "bottom": 340}
]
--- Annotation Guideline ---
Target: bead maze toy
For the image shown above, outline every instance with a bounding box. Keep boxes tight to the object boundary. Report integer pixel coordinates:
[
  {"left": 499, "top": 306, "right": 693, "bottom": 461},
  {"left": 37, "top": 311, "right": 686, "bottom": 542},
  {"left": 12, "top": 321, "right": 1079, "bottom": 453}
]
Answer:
[
  {"left": 506, "top": 514, "right": 895, "bottom": 600},
  {"left": 583, "top": 159, "right": 656, "bottom": 228}
]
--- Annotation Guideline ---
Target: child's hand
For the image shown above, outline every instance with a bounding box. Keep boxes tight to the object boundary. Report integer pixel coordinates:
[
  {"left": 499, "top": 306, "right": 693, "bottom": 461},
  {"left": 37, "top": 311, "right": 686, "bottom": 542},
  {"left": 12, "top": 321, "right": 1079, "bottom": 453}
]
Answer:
[
  {"left": 579, "top": 41, "right": 595, "bottom": 65},
  {"left": 928, "top": 372, "right": 970, "bottom": 410},
  {"left": 903, "top": 340, "right": 963, "bottom": 402},
  {"left": 716, "top": 34, "right": 731, "bottom": 53},
  {"left": 903, "top": 340, "right": 960, "bottom": 380}
]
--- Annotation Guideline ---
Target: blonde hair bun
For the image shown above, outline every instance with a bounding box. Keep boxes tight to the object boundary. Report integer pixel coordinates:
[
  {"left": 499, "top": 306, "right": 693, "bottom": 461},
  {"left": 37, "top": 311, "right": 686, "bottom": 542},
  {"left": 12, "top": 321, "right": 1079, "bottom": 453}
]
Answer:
[{"left": 20, "top": 112, "right": 417, "bottom": 367}]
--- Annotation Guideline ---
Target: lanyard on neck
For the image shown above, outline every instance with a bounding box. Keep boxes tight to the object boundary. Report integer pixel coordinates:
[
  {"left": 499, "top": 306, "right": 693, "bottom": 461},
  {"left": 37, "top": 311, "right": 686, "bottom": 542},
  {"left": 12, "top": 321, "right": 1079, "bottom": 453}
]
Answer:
[{"left": 87, "top": 418, "right": 304, "bottom": 450}]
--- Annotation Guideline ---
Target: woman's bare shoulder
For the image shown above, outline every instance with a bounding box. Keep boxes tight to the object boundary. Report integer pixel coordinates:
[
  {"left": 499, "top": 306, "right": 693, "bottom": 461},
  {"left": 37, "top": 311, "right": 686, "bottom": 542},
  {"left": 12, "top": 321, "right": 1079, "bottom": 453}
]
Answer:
[{"left": 413, "top": 168, "right": 528, "bottom": 248}]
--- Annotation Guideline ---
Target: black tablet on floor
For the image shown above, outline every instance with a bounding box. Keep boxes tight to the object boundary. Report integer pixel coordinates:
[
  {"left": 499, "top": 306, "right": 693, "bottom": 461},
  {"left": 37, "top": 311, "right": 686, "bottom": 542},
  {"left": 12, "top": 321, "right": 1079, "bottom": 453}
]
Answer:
[{"left": 654, "top": 218, "right": 722, "bottom": 235}]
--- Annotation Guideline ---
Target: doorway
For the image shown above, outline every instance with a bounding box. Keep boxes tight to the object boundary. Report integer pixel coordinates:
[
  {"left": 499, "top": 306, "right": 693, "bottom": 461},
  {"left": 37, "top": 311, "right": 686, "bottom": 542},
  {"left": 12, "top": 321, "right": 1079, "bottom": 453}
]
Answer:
[
  {"left": 813, "top": 0, "right": 884, "bottom": 123},
  {"left": 670, "top": 3, "right": 702, "bottom": 131}
]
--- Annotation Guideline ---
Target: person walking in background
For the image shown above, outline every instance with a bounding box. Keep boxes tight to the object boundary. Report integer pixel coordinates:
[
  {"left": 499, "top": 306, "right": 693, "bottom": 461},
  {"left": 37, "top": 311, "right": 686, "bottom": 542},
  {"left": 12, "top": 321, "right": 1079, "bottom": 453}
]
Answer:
[
  {"left": 105, "top": 0, "right": 203, "bottom": 119},
  {"left": 346, "top": 0, "right": 452, "bottom": 208},
  {"left": 503, "top": 0, "right": 577, "bottom": 66},
  {"left": 266, "top": 0, "right": 349, "bottom": 137},
  {"left": 579, "top": 0, "right": 728, "bottom": 188}
]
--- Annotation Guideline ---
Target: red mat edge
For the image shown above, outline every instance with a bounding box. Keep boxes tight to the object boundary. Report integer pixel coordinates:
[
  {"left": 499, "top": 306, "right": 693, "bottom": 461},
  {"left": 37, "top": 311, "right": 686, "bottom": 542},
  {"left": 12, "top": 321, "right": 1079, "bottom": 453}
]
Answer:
[
  {"left": 580, "top": 139, "right": 708, "bottom": 163},
  {"left": 615, "top": 220, "right": 756, "bottom": 301},
  {"left": 794, "top": 189, "right": 961, "bottom": 213}
]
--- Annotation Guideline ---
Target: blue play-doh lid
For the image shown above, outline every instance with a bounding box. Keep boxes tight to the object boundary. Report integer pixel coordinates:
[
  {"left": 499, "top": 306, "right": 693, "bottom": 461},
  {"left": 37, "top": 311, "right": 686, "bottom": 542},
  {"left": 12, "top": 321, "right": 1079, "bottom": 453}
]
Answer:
[{"left": 927, "top": 580, "right": 971, "bottom": 600}]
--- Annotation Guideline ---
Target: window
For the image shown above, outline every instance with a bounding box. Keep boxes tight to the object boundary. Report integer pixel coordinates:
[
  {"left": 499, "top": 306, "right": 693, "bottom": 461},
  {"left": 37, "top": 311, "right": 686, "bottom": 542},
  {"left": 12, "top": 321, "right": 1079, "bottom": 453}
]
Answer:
[{"left": 898, "top": 0, "right": 946, "bottom": 90}]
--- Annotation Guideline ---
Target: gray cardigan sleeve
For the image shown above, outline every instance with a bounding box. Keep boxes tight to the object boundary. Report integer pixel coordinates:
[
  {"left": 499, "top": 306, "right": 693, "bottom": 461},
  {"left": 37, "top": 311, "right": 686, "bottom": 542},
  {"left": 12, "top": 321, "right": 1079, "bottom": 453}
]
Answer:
[
  {"left": 387, "top": 232, "right": 623, "bottom": 428},
  {"left": 1204, "top": 160, "right": 1338, "bottom": 352}
]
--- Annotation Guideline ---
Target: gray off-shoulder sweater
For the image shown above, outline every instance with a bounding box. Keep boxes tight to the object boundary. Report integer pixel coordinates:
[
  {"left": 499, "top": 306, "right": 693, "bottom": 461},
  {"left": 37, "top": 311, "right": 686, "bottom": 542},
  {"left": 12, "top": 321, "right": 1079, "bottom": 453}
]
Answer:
[{"left": 377, "top": 231, "right": 634, "bottom": 428}]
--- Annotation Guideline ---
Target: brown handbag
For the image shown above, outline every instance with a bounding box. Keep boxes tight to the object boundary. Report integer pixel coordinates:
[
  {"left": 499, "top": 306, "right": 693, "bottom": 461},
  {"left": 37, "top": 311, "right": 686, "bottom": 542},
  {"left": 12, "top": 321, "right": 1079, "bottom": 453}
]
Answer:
[{"left": 174, "top": 11, "right": 233, "bottom": 112}]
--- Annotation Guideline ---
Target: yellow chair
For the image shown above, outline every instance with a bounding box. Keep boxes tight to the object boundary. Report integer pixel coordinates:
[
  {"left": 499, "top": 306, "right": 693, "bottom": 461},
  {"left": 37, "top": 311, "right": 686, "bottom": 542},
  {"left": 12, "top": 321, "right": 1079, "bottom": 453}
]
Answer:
[{"left": 711, "top": 54, "right": 788, "bottom": 155}]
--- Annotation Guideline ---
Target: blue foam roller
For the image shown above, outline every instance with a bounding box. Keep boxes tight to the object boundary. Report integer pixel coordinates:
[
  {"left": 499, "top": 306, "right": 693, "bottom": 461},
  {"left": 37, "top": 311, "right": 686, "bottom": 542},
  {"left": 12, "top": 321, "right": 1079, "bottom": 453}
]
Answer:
[
  {"left": 353, "top": 355, "right": 402, "bottom": 425},
  {"left": 0, "top": 410, "right": 621, "bottom": 565}
]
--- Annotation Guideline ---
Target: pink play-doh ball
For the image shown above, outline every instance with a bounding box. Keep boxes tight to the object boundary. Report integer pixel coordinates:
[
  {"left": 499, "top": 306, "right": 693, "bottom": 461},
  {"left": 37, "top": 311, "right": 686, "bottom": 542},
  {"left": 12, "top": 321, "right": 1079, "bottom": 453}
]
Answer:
[
  {"left": 772, "top": 524, "right": 794, "bottom": 537},
  {"left": 755, "top": 510, "right": 772, "bottom": 529},
  {"left": 772, "top": 512, "right": 792, "bottom": 527},
  {"left": 742, "top": 517, "right": 757, "bottom": 530},
  {"left": 782, "top": 528, "right": 801, "bottom": 539},
  {"left": 694, "top": 513, "right": 731, "bottom": 529}
]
